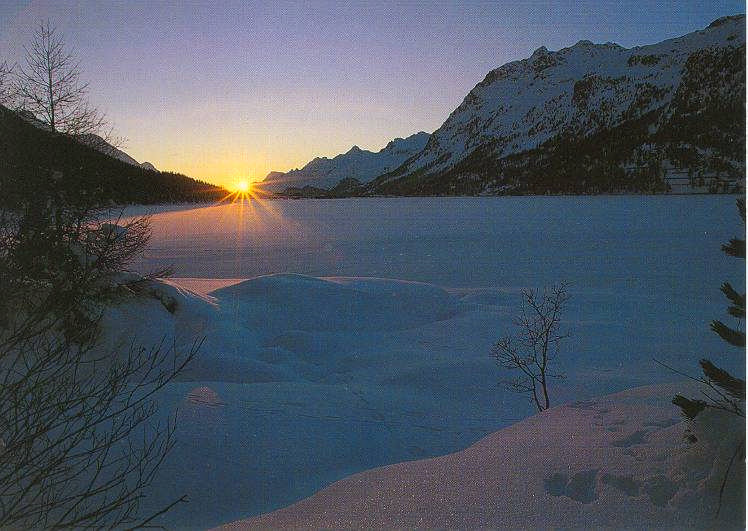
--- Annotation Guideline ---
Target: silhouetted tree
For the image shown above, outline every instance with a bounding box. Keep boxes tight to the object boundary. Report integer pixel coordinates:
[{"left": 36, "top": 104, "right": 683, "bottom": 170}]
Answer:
[
  {"left": 491, "top": 283, "right": 570, "bottom": 411},
  {"left": 0, "top": 168, "right": 197, "bottom": 527},
  {"left": 0, "top": 59, "right": 13, "bottom": 106},
  {"left": 13, "top": 21, "right": 117, "bottom": 146},
  {"left": 672, "top": 199, "right": 746, "bottom": 420},
  {"left": 711, "top": 199, "right": 746, "bottom": 346}
]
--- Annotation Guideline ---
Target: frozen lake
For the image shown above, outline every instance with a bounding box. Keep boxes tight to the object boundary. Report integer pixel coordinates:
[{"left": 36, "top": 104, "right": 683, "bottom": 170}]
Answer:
[
  {"left": 134, "top": 195, "right": 740, "bottom": 290},
  {"left": 120, "top": 196, "right": 743, "bottom": 528}
]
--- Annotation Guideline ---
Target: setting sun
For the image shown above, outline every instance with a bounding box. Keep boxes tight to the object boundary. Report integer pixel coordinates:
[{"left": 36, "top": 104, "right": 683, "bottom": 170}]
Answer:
[
  {"left": 217, "top": 177, "right": 272, "bottom": 205},
  {"left": 234, "top": 180, "right": 251, "bottom": 193}
]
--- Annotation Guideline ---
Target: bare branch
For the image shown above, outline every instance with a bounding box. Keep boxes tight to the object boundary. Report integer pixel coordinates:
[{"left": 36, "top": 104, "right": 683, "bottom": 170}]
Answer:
[
  {"left": 12, "top": 21, "right": 114, "bottom": 140},
  {"left": 0, "top": 59, "right": 15, "bottom": 106},
  {"left": 0, "top": 172, "right": 197, "bottom": 527},
  {"left": 491, "top": 283, "right": 570, "bottom": 411}
]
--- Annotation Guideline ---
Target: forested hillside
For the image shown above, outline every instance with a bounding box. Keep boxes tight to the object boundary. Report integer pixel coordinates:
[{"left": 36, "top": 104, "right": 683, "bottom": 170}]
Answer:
[{"left": 0, "top": 105, "right": 225, "bottom": 206}]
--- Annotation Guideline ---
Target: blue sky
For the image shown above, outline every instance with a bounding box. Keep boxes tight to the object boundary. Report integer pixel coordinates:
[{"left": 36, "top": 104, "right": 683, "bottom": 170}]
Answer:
[{"left": 0, "top": 0, "right": 743, "bottom": 186}]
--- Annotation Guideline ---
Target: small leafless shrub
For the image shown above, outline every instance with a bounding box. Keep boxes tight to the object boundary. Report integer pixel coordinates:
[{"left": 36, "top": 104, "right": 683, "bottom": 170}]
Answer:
[{"left": 491, "top": 283, "right": 570, "bottom": 412}]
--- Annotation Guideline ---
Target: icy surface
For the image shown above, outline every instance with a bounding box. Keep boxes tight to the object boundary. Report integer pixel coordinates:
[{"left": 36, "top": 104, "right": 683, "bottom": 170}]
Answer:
[{"left": 110, "top": 196, "right": 744, "bottom": 528}]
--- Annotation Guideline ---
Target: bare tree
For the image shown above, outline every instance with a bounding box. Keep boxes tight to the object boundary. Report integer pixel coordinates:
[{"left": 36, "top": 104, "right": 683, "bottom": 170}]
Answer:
[
  {"left": 0, "top": 59, "right": 13, "bottom": 106},
  {"left": 491, "top": 283, "right": 570, "bottom": 412},
  {"left": 13, "top": 21, "right": 115, "bottom": 144},
  {"left": 0, "top": 169, "right": 196, "bottom": 527}
]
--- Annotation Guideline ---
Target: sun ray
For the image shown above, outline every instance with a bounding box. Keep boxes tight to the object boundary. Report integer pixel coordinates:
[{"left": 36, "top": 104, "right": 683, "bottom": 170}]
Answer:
[
  {"left": 214, "top": 179, "right": 265, "bottom": 205},
  {"left": 206, "top": 178, "right": 288, "bottom": 249}
]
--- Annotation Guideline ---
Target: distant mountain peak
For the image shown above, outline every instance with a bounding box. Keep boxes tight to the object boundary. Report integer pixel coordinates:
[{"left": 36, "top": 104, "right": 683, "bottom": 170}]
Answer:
[
  {"left": 382, "top": 131, "right": 430, "bottom": 153},
  {"left": 76, "top": 134, "right": 149, "bottom": 168},
  {"left": 262, "top": 131, "right": 431, "bottom": 192}
]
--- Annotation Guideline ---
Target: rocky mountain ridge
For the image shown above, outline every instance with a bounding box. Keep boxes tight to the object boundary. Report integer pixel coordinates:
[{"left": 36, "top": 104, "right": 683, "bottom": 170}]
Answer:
[
  {"left": 76, "top": 133, "right": 158, "bottom": 171},
  {"left": 366, "top": 15, "right": 745, "bottom": 195},
  {"left": 15, "top": 110, "right": 157, "bottom": 171}
]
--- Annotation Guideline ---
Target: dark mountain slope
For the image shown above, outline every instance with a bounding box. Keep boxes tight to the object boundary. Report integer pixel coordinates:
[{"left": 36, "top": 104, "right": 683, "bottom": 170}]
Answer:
[{"left": 0, "top": 105, "right": 226, "bottom": 206}]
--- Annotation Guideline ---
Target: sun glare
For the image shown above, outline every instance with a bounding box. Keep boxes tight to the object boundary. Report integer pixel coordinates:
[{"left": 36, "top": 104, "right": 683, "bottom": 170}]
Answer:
[{"left": 216, "top": 178, "right": 272, "bottom": 207}]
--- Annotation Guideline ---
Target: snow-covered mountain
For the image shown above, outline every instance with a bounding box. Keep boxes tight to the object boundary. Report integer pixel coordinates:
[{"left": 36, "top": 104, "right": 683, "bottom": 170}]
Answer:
[
  {"left": 77, "top": 133, "right": 157, "bottom": 171},
  {"left": 262, "top": 131, "right": 430, "bottom": 192},
  {"left": 369, "top": 15, "right": 745, "bottom": 195}
]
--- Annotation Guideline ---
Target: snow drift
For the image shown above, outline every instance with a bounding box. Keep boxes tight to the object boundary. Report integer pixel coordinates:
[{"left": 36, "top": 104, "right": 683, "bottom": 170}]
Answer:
[{"left": 221, "top": 382, "right": 745, "bottom": 530}]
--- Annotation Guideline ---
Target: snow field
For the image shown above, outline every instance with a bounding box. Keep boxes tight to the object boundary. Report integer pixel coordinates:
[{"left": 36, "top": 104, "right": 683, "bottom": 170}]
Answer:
[{"left": 106, "top": 196, "right": 743, "bottom": 528}]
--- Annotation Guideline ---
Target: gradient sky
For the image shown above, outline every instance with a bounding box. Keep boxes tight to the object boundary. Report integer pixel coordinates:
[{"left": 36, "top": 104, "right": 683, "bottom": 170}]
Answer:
[{"left": 0, "top": 1, "right": 743, "bottom": 188}]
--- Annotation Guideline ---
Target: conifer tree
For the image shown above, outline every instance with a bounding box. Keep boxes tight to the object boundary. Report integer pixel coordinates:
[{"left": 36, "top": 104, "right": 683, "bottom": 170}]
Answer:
[
  {"left": 673, "top": 198, "right": 746, "bottom": 420},
  {"left": 671, "top": 198, "right": 745, "bottom": 515}
]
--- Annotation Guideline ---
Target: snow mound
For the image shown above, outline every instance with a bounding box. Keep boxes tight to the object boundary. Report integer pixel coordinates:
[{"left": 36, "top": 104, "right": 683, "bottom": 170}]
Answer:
[
  {"left": 211, "top": 274, "right": 458, "bottom": 335},
  {"left": 220, "top": 382, "right": 745, "bottom": 530},
  {"left": 97, "top": 277, "right": 215, "bottom": 353},
  {"left": 97, "top": 274, "right": 460, "bottom": 385}
]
